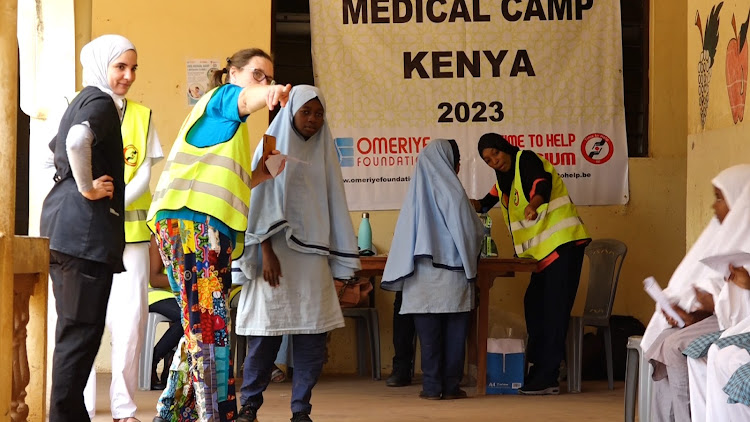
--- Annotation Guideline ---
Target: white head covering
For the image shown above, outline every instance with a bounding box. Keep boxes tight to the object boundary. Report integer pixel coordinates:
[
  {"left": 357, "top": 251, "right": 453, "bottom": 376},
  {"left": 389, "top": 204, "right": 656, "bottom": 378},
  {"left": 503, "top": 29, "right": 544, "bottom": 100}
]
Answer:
[
  {"left": 701, "top": 166, "right": 750, "bottom": 329},
  {"left": 80, "top": 34, "right": 136, "bottom": 102},
  {"left": 641, "top": 164, "right": 750, "bottom": 349}
]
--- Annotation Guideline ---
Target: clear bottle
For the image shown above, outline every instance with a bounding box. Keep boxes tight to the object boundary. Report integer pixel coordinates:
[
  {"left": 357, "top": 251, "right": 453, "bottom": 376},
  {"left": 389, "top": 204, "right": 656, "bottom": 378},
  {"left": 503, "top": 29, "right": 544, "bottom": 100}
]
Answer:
[
  {"left": 358, "top": 212, "right": 373, "bottom": 255},
  {"left": 480, "top": 213, "right": 498, "bottom": 257}
]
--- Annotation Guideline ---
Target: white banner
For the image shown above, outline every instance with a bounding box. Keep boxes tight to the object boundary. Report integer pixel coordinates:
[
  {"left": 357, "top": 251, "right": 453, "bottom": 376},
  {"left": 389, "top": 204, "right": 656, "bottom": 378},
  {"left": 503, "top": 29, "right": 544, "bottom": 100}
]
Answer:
[{"left": 310, "top": 0, "right": 629, "bottom": 210}]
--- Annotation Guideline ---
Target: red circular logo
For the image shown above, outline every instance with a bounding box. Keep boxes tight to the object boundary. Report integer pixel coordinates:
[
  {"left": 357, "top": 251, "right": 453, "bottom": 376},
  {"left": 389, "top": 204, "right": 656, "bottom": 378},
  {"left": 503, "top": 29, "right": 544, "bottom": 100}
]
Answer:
[
  {"left": 123, "top": 144, "right": 139, "bottom": 166},
  {"left": 513, "top": 189, "right": 520, "bottom": 206},
  {"left": 580, "top": 133, "right": 614, "bottom": 165}
]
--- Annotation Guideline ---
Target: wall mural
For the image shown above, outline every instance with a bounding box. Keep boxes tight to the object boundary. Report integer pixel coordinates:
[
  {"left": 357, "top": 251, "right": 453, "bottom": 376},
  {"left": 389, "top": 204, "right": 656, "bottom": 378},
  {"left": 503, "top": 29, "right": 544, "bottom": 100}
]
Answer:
[
  {"left": 726, "top": 9, "right": 750, "bottom": 124},
  {"left": 696, "top": 2, "right": 723, "bottom": 129}
]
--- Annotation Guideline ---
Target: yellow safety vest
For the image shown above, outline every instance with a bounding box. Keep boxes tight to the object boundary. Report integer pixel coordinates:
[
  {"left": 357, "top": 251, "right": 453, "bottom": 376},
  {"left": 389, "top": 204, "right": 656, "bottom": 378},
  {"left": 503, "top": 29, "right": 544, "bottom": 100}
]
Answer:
[
  {"left": 148, "top": 285, "right": 176, "bottom": 306},
  {"left": 147, "top": 87, "right": 252, "bottom": 258},
  {"left": 122, "top": 100, "right": 153, "bottom": 243},
  {"left": 499, "top": 151, "right": 589, "bottom": 260}
]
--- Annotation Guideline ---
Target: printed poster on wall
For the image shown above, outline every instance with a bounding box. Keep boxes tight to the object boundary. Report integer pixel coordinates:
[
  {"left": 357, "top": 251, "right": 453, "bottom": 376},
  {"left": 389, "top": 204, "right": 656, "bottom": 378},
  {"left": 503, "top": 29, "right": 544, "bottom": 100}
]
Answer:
[
  {"left": 309, "top": 0, "right": 629, "bottom": 210},
  {"left": 186, "top": 59, "right": 220, "bottom": 106}
]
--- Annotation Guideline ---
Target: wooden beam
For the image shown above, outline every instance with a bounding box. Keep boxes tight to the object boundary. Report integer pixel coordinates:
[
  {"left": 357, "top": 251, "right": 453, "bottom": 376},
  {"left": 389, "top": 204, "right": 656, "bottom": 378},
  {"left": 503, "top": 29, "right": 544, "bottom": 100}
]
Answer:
[{"left": 0, "top": 0, "right": 18, "bottom": 420}]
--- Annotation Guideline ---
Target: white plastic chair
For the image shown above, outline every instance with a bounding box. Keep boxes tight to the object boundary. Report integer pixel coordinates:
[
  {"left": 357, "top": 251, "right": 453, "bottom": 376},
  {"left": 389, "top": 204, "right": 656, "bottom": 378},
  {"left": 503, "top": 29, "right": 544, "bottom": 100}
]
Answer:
[
  {"left": 624, "top": 335, "right": 653, "bottom": 422},
  {"left": 138, "top": 312, "right": 172, "bottom": 391}
]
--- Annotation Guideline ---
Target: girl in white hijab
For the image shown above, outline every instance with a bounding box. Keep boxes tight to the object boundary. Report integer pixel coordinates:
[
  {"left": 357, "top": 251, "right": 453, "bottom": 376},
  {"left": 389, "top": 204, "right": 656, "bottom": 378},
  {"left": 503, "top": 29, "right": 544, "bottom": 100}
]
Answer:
[
  {"left": 42, "top": 34, "right": 136, "bottom": 422},
  {"left": 684, "top": 177, "right": 750, "bottom": 422},
  {"left": 641, "top": 164, "right": 750, "bottom": 422}
]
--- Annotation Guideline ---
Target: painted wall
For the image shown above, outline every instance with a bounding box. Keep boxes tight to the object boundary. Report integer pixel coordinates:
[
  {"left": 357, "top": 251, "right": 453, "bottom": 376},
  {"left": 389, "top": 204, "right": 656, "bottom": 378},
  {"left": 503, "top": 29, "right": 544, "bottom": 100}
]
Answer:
[
  {"left": 89, "top": 2, "right": 689, "bottom": 375},
  {"left": 687, "top": 0, "right": 750, "bottom": 245}
]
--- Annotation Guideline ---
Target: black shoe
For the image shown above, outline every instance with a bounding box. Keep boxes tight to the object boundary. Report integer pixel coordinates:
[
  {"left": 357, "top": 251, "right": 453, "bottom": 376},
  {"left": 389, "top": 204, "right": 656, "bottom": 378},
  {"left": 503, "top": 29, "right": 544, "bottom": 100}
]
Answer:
[
  {"left": 152, "top": 417, "right": 167, "bottom": 422},
  {"left": 419, "top": 390, "right": 442, "bottom": 400},
  {"left": 150, "top": 381, "right": 166, "bottom": 391},
  {"left": 237, "top": 404, "right": 259, "bottom": 422},
  {"left": 150, "top": 366, "right": 165, "bottom": 390},
  {"left": 518, "top": 379, "right": 560, "bottom": 395},
  {"left": 291, "top": 412, "right": 313, "bottom": 422},
  {"left": 386, "top": 370, "right": 411, "bottom": 387},
  {"left": 442, "top": 389, "right": 468, "bottom": 400}
]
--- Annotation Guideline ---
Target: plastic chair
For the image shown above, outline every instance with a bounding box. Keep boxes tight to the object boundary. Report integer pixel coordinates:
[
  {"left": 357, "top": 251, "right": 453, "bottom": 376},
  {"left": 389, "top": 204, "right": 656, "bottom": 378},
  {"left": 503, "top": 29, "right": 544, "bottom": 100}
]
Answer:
[
  {"left": 566, "top": 238, "right": 627, "bottom": 393},
  {"left": 228, "top": 285, "right": 244, "bottom": 378},
  {"left": 340, "top": 274, "right": 381, "bottom": 380},
  {"left": 342, "top": 307, "right": 381, "bottom": 380},
  {"left": 138, "top": 312, "right": 172, "bottom": 391},
  {"left": 624, "top": 335, "right": 653, "bottom": 422}
]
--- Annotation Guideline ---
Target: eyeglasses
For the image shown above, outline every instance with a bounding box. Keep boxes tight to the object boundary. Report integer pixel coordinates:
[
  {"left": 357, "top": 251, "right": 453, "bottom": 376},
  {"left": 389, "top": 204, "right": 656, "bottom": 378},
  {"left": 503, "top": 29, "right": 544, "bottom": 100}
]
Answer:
[{"left": 249, "top": 68, "right": 275, "bottom": 85}]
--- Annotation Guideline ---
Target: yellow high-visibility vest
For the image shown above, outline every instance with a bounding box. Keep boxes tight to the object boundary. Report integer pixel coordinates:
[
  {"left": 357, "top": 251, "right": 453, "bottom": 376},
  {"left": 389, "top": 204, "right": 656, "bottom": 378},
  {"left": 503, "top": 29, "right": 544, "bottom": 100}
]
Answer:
[
  {"left": 147, "top": 87, "right": 252, "bottom": 258},
  {"left": 499, "top": 151, "right": 589, "bottom": 260},
  {"left": 122, "top": 100, "right": 153, "bottom": 243}
]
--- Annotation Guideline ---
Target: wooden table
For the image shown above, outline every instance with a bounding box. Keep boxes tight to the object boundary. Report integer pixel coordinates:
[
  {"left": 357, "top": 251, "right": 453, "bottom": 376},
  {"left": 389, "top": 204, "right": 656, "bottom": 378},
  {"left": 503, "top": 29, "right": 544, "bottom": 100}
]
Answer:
[{"left": 358, "top": 255, "right": 537, "bottom": 395}]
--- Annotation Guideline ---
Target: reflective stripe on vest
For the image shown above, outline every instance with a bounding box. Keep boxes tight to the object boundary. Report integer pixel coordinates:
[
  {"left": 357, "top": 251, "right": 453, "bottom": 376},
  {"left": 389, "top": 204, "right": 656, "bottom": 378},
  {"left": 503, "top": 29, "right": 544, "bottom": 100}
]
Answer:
[
  {"left": 147, "top": 87, "right": 252, "bottom": 259},
  {"left": 122, "top": 100, "right": 153, "bottom": 243},
  {"left": 500, "top": 151, "right": 589, "bottom": 260}
]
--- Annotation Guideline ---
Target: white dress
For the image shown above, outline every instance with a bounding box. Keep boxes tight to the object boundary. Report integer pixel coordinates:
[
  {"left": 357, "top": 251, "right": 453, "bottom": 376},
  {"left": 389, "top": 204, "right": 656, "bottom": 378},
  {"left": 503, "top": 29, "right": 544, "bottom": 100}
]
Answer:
[{"left": 235, "top": 232, "right": 345, "bottom": 336}]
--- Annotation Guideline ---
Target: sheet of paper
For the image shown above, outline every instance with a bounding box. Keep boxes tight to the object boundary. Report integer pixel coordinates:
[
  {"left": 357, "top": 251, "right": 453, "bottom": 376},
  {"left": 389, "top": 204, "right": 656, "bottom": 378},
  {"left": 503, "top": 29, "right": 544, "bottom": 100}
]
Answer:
[
  {"left": 700, "top": 251, "right": 750, "bottom": 278},
  {"left": 265, "top": 154, "right": 285, "bottom": 178},
  {"left": 643, "top": 276, "right": 685, "bottom": 328}
]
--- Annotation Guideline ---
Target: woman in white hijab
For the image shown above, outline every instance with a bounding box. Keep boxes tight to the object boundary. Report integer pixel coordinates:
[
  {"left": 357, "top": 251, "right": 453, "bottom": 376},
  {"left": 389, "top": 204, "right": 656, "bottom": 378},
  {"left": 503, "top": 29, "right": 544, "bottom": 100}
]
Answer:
[
  {"left": 73, "top": 34, "right": 165, "bottom": 422},
  {"left": 684, "top": 178, "right": 750, "bottom": 422},
  {"left": 640, "top": 164, "right": 750, "bottom": 422},
  {"left": 41, "top": 34, "right": 135, "bottom": 422}
]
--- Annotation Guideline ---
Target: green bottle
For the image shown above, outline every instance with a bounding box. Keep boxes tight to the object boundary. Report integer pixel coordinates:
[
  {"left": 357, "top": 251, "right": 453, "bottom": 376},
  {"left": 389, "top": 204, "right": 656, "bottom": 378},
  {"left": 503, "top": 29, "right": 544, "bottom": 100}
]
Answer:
[{"left": 358, "top": 212, "right": 373, "bottom": 255}]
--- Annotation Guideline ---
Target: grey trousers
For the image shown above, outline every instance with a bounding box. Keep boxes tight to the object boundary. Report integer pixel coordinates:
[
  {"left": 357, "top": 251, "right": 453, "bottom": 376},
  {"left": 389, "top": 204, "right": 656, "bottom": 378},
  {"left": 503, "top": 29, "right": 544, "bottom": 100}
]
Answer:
[{"left": 646, "top": 315, "right": 720, "bottom": 422}]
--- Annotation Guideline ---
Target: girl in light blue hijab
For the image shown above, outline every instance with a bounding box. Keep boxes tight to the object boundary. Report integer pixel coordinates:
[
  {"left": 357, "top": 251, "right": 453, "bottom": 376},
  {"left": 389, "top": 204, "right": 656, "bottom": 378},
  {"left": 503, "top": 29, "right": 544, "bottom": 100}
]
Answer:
[
  {"left": 234, "top": 85, "right": 360, "bottom": 422},
  {"left": 382, "top": 139, "right": 484, "bottom": 400}
]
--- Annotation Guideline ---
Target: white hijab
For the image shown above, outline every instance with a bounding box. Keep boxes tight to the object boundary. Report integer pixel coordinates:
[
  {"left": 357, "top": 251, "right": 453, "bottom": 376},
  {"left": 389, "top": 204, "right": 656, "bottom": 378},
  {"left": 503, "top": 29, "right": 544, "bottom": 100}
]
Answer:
[
  {"left": 702, "top": 166, "right": 750, "bottom": 330},
  {"left": 641, "top": 165, "right": 750, "bottom": 350},
  {"left": 80, "top": 34, "right": 135, "bottom": 105}
]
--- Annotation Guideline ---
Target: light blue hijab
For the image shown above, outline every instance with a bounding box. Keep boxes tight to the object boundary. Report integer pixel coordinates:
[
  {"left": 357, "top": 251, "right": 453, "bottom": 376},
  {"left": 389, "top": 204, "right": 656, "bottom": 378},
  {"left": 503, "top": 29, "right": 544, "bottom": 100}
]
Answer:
[
  {"left": 236, "top": 85, "right": 361, "bottom": 280},
  {"left": 381, "top": 139, "right": 484, "bottom": 289}
]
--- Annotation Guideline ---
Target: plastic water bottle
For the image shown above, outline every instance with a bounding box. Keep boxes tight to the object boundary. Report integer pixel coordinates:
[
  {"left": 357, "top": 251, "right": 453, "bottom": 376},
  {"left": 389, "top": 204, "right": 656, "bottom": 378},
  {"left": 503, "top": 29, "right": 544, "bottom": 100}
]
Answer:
[
  {"left": 480, "top": 213, "right": 498, "bottom": 257},
  {"left": 358, "top": 212, "right": 373, "bottom": 255}
]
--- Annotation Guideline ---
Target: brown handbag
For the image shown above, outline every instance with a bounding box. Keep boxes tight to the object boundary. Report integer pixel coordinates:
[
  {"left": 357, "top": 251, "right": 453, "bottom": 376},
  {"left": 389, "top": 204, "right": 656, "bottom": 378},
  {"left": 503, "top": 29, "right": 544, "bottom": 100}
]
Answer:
[{"left": 334, "top": 278, "right": 373, "bottom": 308}]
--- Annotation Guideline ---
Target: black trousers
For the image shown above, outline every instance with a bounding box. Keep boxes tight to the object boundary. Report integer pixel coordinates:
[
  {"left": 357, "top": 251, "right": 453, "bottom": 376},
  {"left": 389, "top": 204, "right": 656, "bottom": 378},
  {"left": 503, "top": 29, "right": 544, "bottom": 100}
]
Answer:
[
  {"left": 524, "top": 242, "right": 586, "bottom": 384},
  {"left": 392, "top": 291, "right": 416, "bottom": 373},
  {"left": 49, "top": 250, "right": 113, "bottom": 422},
  {"left": 149, "top": 298, "right": 182, "bottom": 364}
]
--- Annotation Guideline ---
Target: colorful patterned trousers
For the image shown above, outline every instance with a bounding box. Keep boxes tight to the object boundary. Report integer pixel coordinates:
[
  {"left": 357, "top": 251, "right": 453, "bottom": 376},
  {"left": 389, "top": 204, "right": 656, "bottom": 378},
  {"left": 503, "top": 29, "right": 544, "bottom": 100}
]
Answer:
[{"left": 153, "top": 218, "right": 237, "bottom": 422}]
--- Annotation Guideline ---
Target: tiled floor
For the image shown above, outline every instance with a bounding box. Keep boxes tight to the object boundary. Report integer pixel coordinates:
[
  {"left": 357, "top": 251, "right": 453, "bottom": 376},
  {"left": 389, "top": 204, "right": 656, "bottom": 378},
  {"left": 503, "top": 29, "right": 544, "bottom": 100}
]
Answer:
[{"left": 88, "top": 373, "right": 625, "bottom": 422}]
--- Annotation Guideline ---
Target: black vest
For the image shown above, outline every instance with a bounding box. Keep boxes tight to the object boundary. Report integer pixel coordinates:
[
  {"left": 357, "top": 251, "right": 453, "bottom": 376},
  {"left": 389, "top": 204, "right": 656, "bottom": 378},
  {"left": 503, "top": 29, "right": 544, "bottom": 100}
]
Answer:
[{"left": 41, "top": 86, "right": 126, "bottom": 271}]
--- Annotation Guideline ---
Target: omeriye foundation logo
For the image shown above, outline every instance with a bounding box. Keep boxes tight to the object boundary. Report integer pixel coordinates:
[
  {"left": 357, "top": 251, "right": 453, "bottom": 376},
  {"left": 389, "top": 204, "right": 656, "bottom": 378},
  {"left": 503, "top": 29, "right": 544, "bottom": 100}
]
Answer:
[{"left": 334, "top": 136, "right": 431, "bottom": 167}]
